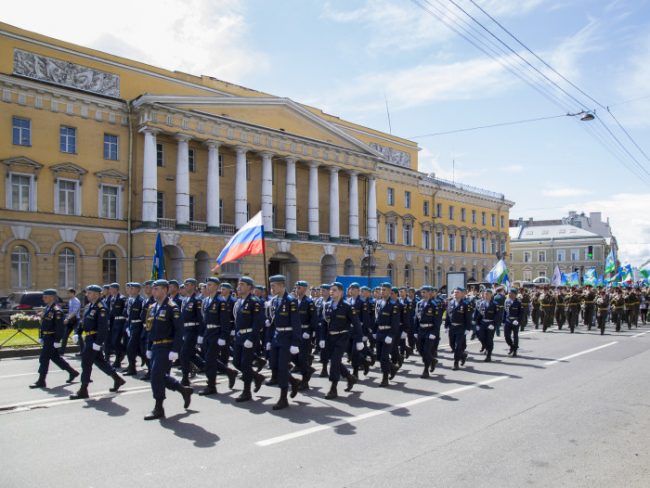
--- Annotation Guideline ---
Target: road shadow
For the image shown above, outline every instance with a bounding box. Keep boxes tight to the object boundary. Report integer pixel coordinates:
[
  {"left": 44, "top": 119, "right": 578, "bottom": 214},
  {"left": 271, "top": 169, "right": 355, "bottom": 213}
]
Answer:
[
  {"left": 463, "top": 365, "right": 522, "bottom": 379},
  {"left": 82, "top": 396, "right": 129, "bottom": 417},
  {"left": 160, "top": 411, "right": 220, "bottom": 447}
]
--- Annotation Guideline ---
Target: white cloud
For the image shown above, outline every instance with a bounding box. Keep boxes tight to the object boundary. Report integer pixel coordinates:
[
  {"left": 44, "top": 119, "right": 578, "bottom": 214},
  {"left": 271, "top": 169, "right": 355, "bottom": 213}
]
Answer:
[
  {"left": 2, "top": 0, "right": 269, "bottom": 83},
  {"left": 544, "top": 17, "right": 602, "bottom": 84},
  {"left": 474, "top": 0, "right": 548, "bottom": 17},
  {"left": 614, "top": 34, "right": 650, "bottom": 128},
  {"left": 541, "top": 187, "right": 591, "bottom": 197},
  {"left": 417, "top": 146, "right": 485, "bottom": 181}
]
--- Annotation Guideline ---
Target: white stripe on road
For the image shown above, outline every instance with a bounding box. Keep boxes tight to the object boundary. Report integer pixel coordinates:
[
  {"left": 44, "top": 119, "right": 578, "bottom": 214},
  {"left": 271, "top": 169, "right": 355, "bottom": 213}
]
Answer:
[
  {"left": 256, "top": 375, "right": 510, "bottom": 447},
  {"left": 543, "top": 342, "right": 618, "bottom": 366},
  {"left": 631, "top": 330, "right": 650, "bottom": 338}
]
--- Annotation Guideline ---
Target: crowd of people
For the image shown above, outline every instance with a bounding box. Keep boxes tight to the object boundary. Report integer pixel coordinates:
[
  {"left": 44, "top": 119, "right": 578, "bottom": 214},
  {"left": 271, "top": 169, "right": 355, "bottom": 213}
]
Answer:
[{"left": 30, "top": 276, "right": 649, "bottom": 421}]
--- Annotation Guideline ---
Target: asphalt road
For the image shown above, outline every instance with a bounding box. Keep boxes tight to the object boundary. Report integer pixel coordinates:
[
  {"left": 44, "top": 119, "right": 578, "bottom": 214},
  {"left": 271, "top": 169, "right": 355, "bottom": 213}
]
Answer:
[{"left": 2, "top": 323, "right": 650, "bottom": 488}]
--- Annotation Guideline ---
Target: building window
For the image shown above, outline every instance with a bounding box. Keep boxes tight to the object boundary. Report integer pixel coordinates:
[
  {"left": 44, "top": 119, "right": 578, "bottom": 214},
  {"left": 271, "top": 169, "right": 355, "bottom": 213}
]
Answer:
[
  {"left": 386, "top": 222, "right": 396, "bottom": 244},
  {"left": 246, "top": 203, "right": 250, "bottom": 221},
  {"left": 471, "top": 236, "right": 477, "bottom": 253},
  {"left": 557, "top": 250, "right": 565, "bottom": 262},
  {"left": 491, "top": 239, "right": 496, "bottom": 254},
  {"left": 448, "top": 233, "right": 456, "bottom": 252},
  {"left": 423, "top": 230, "right": 431, "bottom": 250},
  {"left": 12, "top": 117, "right": 31, "bottom": 146},
  {"left": 481, "top": 237, "right": 487, "bottom": 254},
  {"left": 60, "top": 126, "right": 76, "bottom": 153},
  {"left": 188, "top": 149, "right": 196, "bottom": 172},
  {"left": 481, "top": 212, "right": 486, "bottom": 225},
  {"left": 500, "top": 215, "right": 505, "bottom": 228},
  {"left": 436, "top": 203, "right": 442, "bottom": 218},
  {"left": 387, "top": 263, "right": 394, "bottom": 283},
  {"left": 538, "top": 251, "right": 546, "bottom": 262},
  {"left": 523, "top": 270, "right": 533, "bottom": 281},
  {"left": 460, "top": 235, "right": 467, "bottom": 253},
  {"left": 404, "top": 191, "right": 411, "bottom": 209},
  {"left": 387, "top": 188, "right": 394, "bottom": 206},
  {"left": 101, "top": 185, "right": 119, "bottom": 219},
  {"left": 156, "top": 143, "right": 164, "bottom": 167},
  {"left": 8, "top": 174, "right": 34, "bottom": 211},
  {"left": 218, "top": 154, "right": 224, "bottom": 177},
  {"left": 424, "top": 266, "right": 430, "bottom": 285},
  {"left": 404, "top": 264, "right": 411, "bottom": 285},
  {"left": 272, "top": 205, "right": 277, "bottom": 229},
  {"left": 539, "top": 271, "right": 546, "bottom": 278},
  {"left": 246, "top": 160, "right": 251, "bottom": 181},
  {"left": 58, "top": 247, "right": 76, "bottom": 289},
  {"left": 56, "top": 179, "right": 79, "bottom": 215},
  {"left": 491, "top": 214, "right": 496, "bottom": 227},
  {"left": 102, "top": 250, "right": 118, "bottom": 283},
  {"left": 571, "top": 249, "right": 580, "bottom": 261},
  {"left": 189, "top": 195, "right": 195, "bottom": 221},
  {"left": 449, "top": 205, "right": 454, "bottom": 220},
  {"left": 11, "top": 245, "right": 31, "bottom": 289},
  {"left": 403, "top": 223, "right": 412, "bottom": 246},
  {"left": 500, "top": 240, "right": 506, "bottom": 254},
  {"left": 436, "top": 231, "right": 443, "bottom": 251},
  {"left": 103, "top": 134, "right": 119, "bottom": 160},
  {"left": 423, "top": 201, "right": 430, "bottom": 217},
  {"left": 219, "top": 199, "right": 224, "bottom": 224},
  {"left": 524, "top": 251, "right": 531, "bottom": 263},
  {"left": 471, "top": 210, "right": 476, "bottom": 224},
  {"left": 461, "top": 208, "right": 466, "bottom": 222},
  {"left": 157, "top": 192, "right": 164, "bottom": 219}
]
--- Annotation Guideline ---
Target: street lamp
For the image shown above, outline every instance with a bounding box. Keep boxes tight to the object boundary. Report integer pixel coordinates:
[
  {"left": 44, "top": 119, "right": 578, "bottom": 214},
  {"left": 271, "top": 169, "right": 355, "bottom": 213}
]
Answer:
[
  {"left": 567, "top": 110, "right": 595, "bottom": 121},
  {"left": 360, "top": 237, "right": 379, "bottom": 288}
]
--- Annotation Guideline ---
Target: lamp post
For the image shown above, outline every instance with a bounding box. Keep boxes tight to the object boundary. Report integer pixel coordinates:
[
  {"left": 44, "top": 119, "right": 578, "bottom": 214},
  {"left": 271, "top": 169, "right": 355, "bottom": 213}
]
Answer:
[{"left": 360, "top": 237, "right": 379, "bottom": 288}]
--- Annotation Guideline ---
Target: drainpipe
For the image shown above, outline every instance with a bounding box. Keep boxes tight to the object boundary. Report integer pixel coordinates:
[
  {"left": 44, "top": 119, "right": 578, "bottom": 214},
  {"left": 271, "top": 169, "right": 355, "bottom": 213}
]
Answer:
[{"left": 126, "top": 101, "right": 134, "bottom": 281}]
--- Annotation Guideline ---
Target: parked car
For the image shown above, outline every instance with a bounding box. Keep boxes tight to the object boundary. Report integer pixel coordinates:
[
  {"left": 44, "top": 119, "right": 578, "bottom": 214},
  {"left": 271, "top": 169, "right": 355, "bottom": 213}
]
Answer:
[
  {"left": 11, "top": 291, "right": 65, "bottom": 311},
  {"left": 0, "top": 296, "right": 12, "bottom": 309}
]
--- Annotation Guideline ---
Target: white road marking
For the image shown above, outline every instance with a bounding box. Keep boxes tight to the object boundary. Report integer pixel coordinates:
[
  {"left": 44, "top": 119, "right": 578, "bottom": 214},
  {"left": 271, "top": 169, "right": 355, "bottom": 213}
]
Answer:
[
  {"left": 0, "top": 370, "right": 65, "bottom": 380},
  {"left": 543, "top": 342, "right": 618, "bottom": 366},
  {"left": 631, "top": 330, "right": 650, "bottom": 338}
]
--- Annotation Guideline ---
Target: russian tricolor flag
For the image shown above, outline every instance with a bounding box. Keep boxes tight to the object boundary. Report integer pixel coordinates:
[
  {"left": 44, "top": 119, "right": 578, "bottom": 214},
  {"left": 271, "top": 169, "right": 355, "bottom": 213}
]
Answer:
[{"left": 215, "top": 211, "right": 265, "bottom": 267}]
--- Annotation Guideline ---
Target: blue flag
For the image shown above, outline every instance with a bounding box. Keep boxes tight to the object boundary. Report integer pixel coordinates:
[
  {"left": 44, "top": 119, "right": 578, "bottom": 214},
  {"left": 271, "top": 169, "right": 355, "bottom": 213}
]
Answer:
[
  {"left": 151, "top": 233, "right": 166, "bottom": 280},
  {"left": 567, "top": 272, "right": 580, "bottom": 286},
  {"left": 584, "top": 268, "right": 597, "bottom": 286}
]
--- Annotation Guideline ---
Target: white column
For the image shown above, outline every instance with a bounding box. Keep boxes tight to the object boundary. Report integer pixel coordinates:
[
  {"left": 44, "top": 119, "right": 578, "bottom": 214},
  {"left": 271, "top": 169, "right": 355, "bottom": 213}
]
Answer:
[
  {"left": 285, "top": 157, "right": 297, "bottom": 237},
  {"left": 235, "top": 146, "right": 248, "bottom": 229},
  {"left": 348, "top": 171, "right": 359, "bottom": 242},
  {"left": 329, "top": 167, "right": 340, "bottom": 241},
  {"left": 308, "top": 161, "right": 320, "bottom": 239},
  {"left": 205, "top": 140, "right": 220, "bottom": 231},
  {"left": 261, "top": 152, "right": 274, "bottom": 235},
  {"left": 175, "top": 134, "right": 191, "bottom": 227},
  {"left": 367, "top": 175, "right": 378, "bottom": 241},
  {"left": 141, "top": 128, "right": 158, "bottom": 226}
]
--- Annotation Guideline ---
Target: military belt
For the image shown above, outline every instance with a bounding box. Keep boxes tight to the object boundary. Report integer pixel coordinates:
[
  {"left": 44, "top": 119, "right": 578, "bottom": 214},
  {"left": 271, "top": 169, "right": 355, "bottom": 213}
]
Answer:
[
  {"left": 541, "top": 304, "right": 554, "bottom": 308},
  {"left": 451, "top": 322, "right": 463, "bottom": 326},
  {"left": 130, "top": 319, "right": 142, "bottom": 324},
  {"left": 82, "top": 331, "right": 96, "bottom": 337},
  {"left": 206, "top": 324, "right": 220, "bottom": 329},
  {"left": 153, "top": 339, "right": 173, "bottom": 345},
  {"left": 300, "top": 325, "right": 310, "bottom": 329},
  {"left": 276, "top": 327, "right": 293, "bottom": 332},
  {"left": 598, "top": 308, "right": 608, "bottom": 311},
  {"left": 329, "top": 330, "right": 349, "bottom": 335},
  {"left": 184, "top": 322, "right": 199, "bottom": 327},
  {"left": 418, "top": 324, "right": 433, "bottom": 329},
  {"left": 42, "top": 331, "right": 55, "bottom": 335},
  {"left": 238, "top": 328, "right": 252, "bottom": 334},
  {"left": 583, "top": 301, "right": 595, "bottom": 304},
  {"left": 114, "top": 316, "right": 126, "bottom": 320},
  {"left": 377, "top": 325, "right": 392, "bottom": 330}
]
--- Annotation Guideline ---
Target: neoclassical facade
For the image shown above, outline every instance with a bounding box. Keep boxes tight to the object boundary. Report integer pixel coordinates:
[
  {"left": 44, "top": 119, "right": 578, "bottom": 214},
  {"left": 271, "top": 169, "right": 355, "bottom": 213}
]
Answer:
[{"left": 0, "top": 22, "right": 513, "bottom": 293}]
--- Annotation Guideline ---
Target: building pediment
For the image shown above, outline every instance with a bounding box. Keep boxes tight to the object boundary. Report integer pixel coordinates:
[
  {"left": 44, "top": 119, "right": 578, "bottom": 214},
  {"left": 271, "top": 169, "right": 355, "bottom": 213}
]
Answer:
[
  {"left": 95, "top": 169, "right": 128, "bottom": 182},
  {"left": 132, "top": 94, "right": 384, "bottom": 159},
  {"left": 2, "top": 156, "right": 43, "bottom": 173},
  {"left": 50, "top": 162, "right": 88, "bottom": 177}
]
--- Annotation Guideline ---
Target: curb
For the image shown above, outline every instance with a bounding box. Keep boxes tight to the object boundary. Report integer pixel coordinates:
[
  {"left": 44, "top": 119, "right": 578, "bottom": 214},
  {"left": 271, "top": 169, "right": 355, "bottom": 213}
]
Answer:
[{"left": 0, "top": 345, "right": 81, "bottom": 359}]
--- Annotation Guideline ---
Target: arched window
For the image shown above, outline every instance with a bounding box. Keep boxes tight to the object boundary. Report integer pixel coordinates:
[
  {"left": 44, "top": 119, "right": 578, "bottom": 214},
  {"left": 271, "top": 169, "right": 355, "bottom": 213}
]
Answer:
[
  {"left": 387, "top": 263, "right": 394, "bottom": 283},
  {"left": 102, "top": 250, "right": 117, "bottom": 283},
  {"left": 58, "top": 247, "right": 76, "bottom": 289},
  {"left": 424, "top": 265, "right": 430, "bottom": 285},
  {"left": 343, "top": 259, "right": 354, "bottom": 276},
  {"left": 404, "top": 264, "right": 411, "bottom": 285},
  {"left": 11, "top": 245, "right": 30, "bottom": 288}
]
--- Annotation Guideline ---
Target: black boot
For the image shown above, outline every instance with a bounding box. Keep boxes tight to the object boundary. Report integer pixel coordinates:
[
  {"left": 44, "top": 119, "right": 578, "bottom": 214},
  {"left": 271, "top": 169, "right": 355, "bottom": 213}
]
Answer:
[
  {"left": 289, "top": 376, "right": 300, "bottom": 398},
  {"left": 109, "top": 373, "right": 126, "bottom": 393},
  {"left": 180, "top": 373, "right": 190, "bottom": 387},
  {"left": 273, "top": 388, "right": 290, "bottom": 410},
  {"left": 198, "top": 380, "right": 217, "bottom": 396},
  {"left": 461, "top": 352, "right": 468, "bottom": 366},
  {"left": 325, "top": 381, "right": 338, "bottom": 399},
  {"left": 453, "top": 360, "right": 460, "bottom": 371},
  {"left": 227, "top": 369, "right": 238, "bottom": 389},
  {"left": 180, "top": 385, "right": 193, "bottom": 409},
  {"left": 29, "top": 375, "right": 46, "bottom": 389},
  {"left": 430, "top": 358, "right": 438, "bottom": 372},
  {"left": 70, "top": 384, "right": 89, "bottom": 400},
  {"left": 512, "top": 349, "right": 517, "bottom": 358},
  {"left": 362, "top": 359, "right": 370, "bottom": 376},
  {"left": 144, "top": 399, "right": 165, "bottom": 420},
  {"left": 379, "top": 373, "right": 389, "bottom": 387},
  {"left": 254, "top": 357, "right": 267, "bottom": 372},
  {"left": 266, "top": 373, "right": 278, "bottom": 386},
  {"left": 319, "top": 363, "right": 329, "bottom": 378},
  {"left": 421, "top": 365, "right": 430, "bottom": 379},
  {"left": 254, "top": 372, "right": 265, "bottom": 393},
  {"left": 345, "top": 373, "right": 357, "bottom": 392},
  {"left": 484, "top": 352, "right": 492, "bottom": 362},
  {"left": 123, "top": 365, "right": 137, "bottom": 376},
  {"left": 141, "top": 371, "right": 151, "bottom": 381},
  {"left": 66, "top": 368, "right": 80, "bottom": 384},
  {"left": 236, "top": 382, "right": 252, "bottom": 402},
  {"left": 389, "top": 364, "right": 398, "bottom": 380},
  {"left": 352, "top": 366, "right": 359, "bottom": 380}
]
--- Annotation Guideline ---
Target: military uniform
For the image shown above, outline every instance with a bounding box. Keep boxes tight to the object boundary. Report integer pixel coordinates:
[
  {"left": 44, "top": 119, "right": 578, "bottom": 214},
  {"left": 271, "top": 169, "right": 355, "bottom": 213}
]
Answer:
[
  {"left": 519, "top": 291, "right": 531, "bottom": 331},
  {"left": 583, "top": 288, "right": 597, "bottom": 329},
  {"left": 140, "top": 289, "right": 156, "bottom": 379},
  {"left": 414, "top": 290, "right": 443, "bottom": 377},
  {"left": 294, "top": 287, "right": 319, "bottom": 388},
  {"left": 596, "top": 294, "right": 609, "bottom": 335},
  {"left": 504, "top": 294, "right": 522, "bottom": 356},
  {"left": 541, "top": 291, "right": 556, "bottom": 332},
  {"left": 108, "top": 287, "right": 127, "bottom": 368},
  {"left": 373, "top": 291, "right": 401, "bottom": 386},
  {"left": 554, "top": 292, "right": 566, "bottom": 330},
  {"left": 612, "top": 293, "right": 625, "bottom": 331},
  {"left": 531, "top": 293, "right": 541, "bottom": 328},
  {"left": 566, "top": 291, "right": 581, "bottom": 333},
  {"left": 474, "top": 297, "right": 498, "bottom": 361},
  {"left": 445, "top": 294, "right": 473, "bottom": 369},
  {"left": 232, "top": 286, "right": 265, "bottom": 402},
  {"left": 180, "top": 290, "right": 205, "bottom": 386},
  {"left": 125, "top": 289, "right": 144, "bottom": 375}
]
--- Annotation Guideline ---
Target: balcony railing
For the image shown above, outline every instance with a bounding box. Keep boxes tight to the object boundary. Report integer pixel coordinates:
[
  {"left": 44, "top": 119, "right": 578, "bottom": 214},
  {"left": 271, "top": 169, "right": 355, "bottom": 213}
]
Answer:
[
  {"left": 221, "top": 223, "right": 236, "bottom": 235},
  {"left": 319, "top": 233, "right": 330, "bottom": 242},
  {"left": 273, "top": 228, "right": 286, "bottom": 239},
  {"left": 158, "top": 218, "right": 176, "bottom": 230},
  {"left": 189, "top": 221, "right": 207, "bottom": 232},
  {"left": 340, "top": 235, "right": 350, "bottom": 244},
  {"left": 297, "top": 231, "right": 310, "bottom": 241}
]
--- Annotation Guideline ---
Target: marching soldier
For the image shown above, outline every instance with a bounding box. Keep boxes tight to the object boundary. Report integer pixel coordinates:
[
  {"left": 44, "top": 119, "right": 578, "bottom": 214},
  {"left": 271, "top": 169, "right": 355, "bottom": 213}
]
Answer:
[
  {"left": 519, "top": 289, "right": 531, "bottom": 331},
  {"left": 140, "top": 280, "right": 156, "bottom": 380},
  {"left": 143, "top": 279, "right": 193, "bottom": 420},
  {"left": 566, "top": 288, "right": 581, "bottom": 333},
  {"left": 293, "top": 280, "right": 318, "bottom": 390},
  {"left": 445, "top": 287, "right": 473, "bottom": 370},
  {"left": 596, "top": 289, "right": 609, "bottom": 335},
  {"left": 531, "top": 290, "right": 541, "bottom": 329},
  {"left": 373, "top": 283, "right": 401, "bottom": 386},
  {"left": 583, "top": 285, "right": 597, "bottom": 330},
  {"left": 107, "top": 283, "right": 127, "bottom": 369},
  {"left": 414, "top": 286, "right": 439, "bottom": 377},
  {"left": 612, "top": 289, "right": 625, "bottom": 332},
  {"left": 504, "top": 289, "right": 522, "bottom": 357},
  {"left": 316, "top": 284, "right": 332, "bottom": 378},
  {"left": 475, "top": 289, "right": 498, "bottom": 362},
  {"left": 555, "top": 288, "right": 567, "bottom": 330},
  {"left": 541, "top": 287, "right": 556, "bottom": 333},
  {"left": 124, "top": 282, "right": 144, "bottom": 376},
  {"left": 347, "top": 283, "right": 371, "bottom": 379},
  {"left": 180, "top": 278, "right": 205, "bottom": 387},
  {"left": 319, "top": 282, "right": 363, "bottom": 399},
  {"left": 70, "top": 285, "right": 126, "bottom": 400},
  {"left": 30, "top": 289, "right": 79, "bottom": 389},
  {"left": 168, "top": 280, "right": 182, "bottom": 307}
]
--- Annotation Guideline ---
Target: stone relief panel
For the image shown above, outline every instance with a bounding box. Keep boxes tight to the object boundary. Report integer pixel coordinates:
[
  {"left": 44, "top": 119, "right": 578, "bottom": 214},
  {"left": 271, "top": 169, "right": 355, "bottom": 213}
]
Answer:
[{"left": 369, "top": 143, "right": 411, "bottom": 169}]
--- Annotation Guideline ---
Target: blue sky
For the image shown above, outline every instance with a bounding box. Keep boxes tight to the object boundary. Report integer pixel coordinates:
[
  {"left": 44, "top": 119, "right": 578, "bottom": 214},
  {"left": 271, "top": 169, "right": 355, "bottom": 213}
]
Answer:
[{"left": 4, "top": 0, "right": 650, "bottom": 265}]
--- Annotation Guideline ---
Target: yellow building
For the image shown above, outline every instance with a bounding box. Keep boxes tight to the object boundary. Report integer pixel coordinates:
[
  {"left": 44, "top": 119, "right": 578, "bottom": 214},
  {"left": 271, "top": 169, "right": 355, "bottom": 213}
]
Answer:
[{"left": 0, "top": 22, "right": 513, "bottom": 293}]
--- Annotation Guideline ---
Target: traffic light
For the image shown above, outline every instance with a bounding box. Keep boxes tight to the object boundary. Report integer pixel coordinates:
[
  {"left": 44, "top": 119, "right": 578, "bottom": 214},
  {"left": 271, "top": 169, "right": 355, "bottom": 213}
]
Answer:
[{"left": 587, "top": 246, "right": 593, "bottom": 260}]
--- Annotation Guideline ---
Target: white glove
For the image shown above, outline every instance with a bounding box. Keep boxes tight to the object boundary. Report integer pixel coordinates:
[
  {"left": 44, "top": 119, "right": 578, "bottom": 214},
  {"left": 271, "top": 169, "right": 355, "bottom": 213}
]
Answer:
[
  {"left": 266, "top": 342, "right": 271, "bottom": 351},
  {"left": 362, "top": 336, "right": 368, "bottom": 342},
  {"left": 429, "top": 334, "right": 436, "bottom": 340},
  {"left": 356, "top": 342, "right": 364, "bottom": 351},
  {"left": 319, "top": 340, "right": 325, "bottom": 349},
  {"left": 476, "top": 325, "right": 480, "bottom": 332},
  {"left": 464, "top": 330, "right": 471, "bottom": 337},
  {"left": 290, "top": 345, "right": 299, "bottom": 355},
  {"left": 302, "top": 332, "right": 310, "bottom": 340},
  {"left": 197, "top": 336, "right": 204, "bottom": 345},
  {"left": 230, "top": 330, "right": 235, "bottom": 336},
  {"left": 401, "top": 331, "right": 407, "bottom": 339},
  {"left": 414, "top": 333, "right": 418, "bottom": 339},
  {"left": 265, "top": 319, "right": 271, "bottom": 328},
  {"left": 244, "top": 339, "right": 253, "bottom": 349},
  {"left": 372, "top": 334, "right": 377, "bottom": 340},
  {"left": 53, "top": 341, "right": 62, "bottom": 348},
  {"left": 92, "top": 342, "right": 102, "bottom": 351},
  {"left": 488, "top": 325, "right": 495, "bottom": 331},
  {"left": 146, "top": 350, "right": 152, "bottom": 359},
  {"left": 385, "top": 336, "right": 393, "bottom": 345},
  {"left": 513, "top": 320, "right": 519, "bottom": 326},
  {"left": 168, "top": 351, "right": 179, "bottom": 361},
  {"left": 217, "top": 338, "right": 226, "bottom": 347},
  {"left": 72, "top": 334, "right": 79, "bottom": 344},
  {"left": 38, "top": 338, "right": 44, "bottom": 345},
  {"left": 126, "top": 328, "right": 131, "bottom": 337}
]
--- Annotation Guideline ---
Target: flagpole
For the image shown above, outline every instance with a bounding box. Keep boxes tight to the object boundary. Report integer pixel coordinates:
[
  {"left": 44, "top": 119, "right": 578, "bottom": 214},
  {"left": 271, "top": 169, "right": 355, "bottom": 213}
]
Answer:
[{"left": 262, "top": 233, "right": 269, "bottom": 290}]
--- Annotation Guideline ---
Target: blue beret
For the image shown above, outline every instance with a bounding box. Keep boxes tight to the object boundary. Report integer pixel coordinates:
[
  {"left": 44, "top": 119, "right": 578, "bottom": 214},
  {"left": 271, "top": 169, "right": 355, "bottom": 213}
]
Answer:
[
  {"left": 255, "top": 285, "right": 265, "bottom": 291},
  {"left": 381, "top": 282, "right": 392, "bottom": 288},
  {"left": 509, "top": 288, "right": 518, "bottom": 294},
  {"left": 331, "top": 282, "right": 344, "bottom": 290},
  {"left": 130, "top": 282, "right": 142, "bottom": 289},
  {"left": 207, "top": 277, "right": 220, "bottom": 284},
  {"left": 43, "top": 288, "right": 57, "bottom": 296},
  {"left": 391, "top": 287, "right": 399, "bottom": 293},
  {"left": 153, "top": 279, "right": 169, "bottom": 287},
  {"left": 431, "top": 287, "right": 439, "bottom": 293},
  {"left": 87, "top": 284, "right": 102, "bottom": 293},
  {"left": 168, "top": 279, "right": 180, "bottom": 286},
  {"left": 320, "top": 284, "right": 331, "bottom": 290},
  {"left": 103, "top": 284, "right": 110, "bottom": 289},
  {"left": 144, "top": 280, "right": 154, "bottom": 286},
  {"left": 348, "top": 282, "right": 360, "bottom": 289},
  {"left": 239, "top": 276, "right": 255, "bottom": 286},
  {"left": 110, "top": 282, "right": 120, "bottom": 289},
  {"left": 220, "top": 283, "right": 233, "bottom": 290},
  {"left": 184, "top": 278, "right": 197, "bottom": 285},
  {"left": 421, "top": 286, "right": 432, "bottom": 292},
  {"left": 125, "top": 282, "right": 132, "bottom": 287},
  {"left": 295, "top": 280, "right": 309, "bottom": 288},
  {"left": 269, "top": 275, "right": 286, "bottom": 283},
  {"left": 360, "top": 286, "right": 370, "bottom": 291}
]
